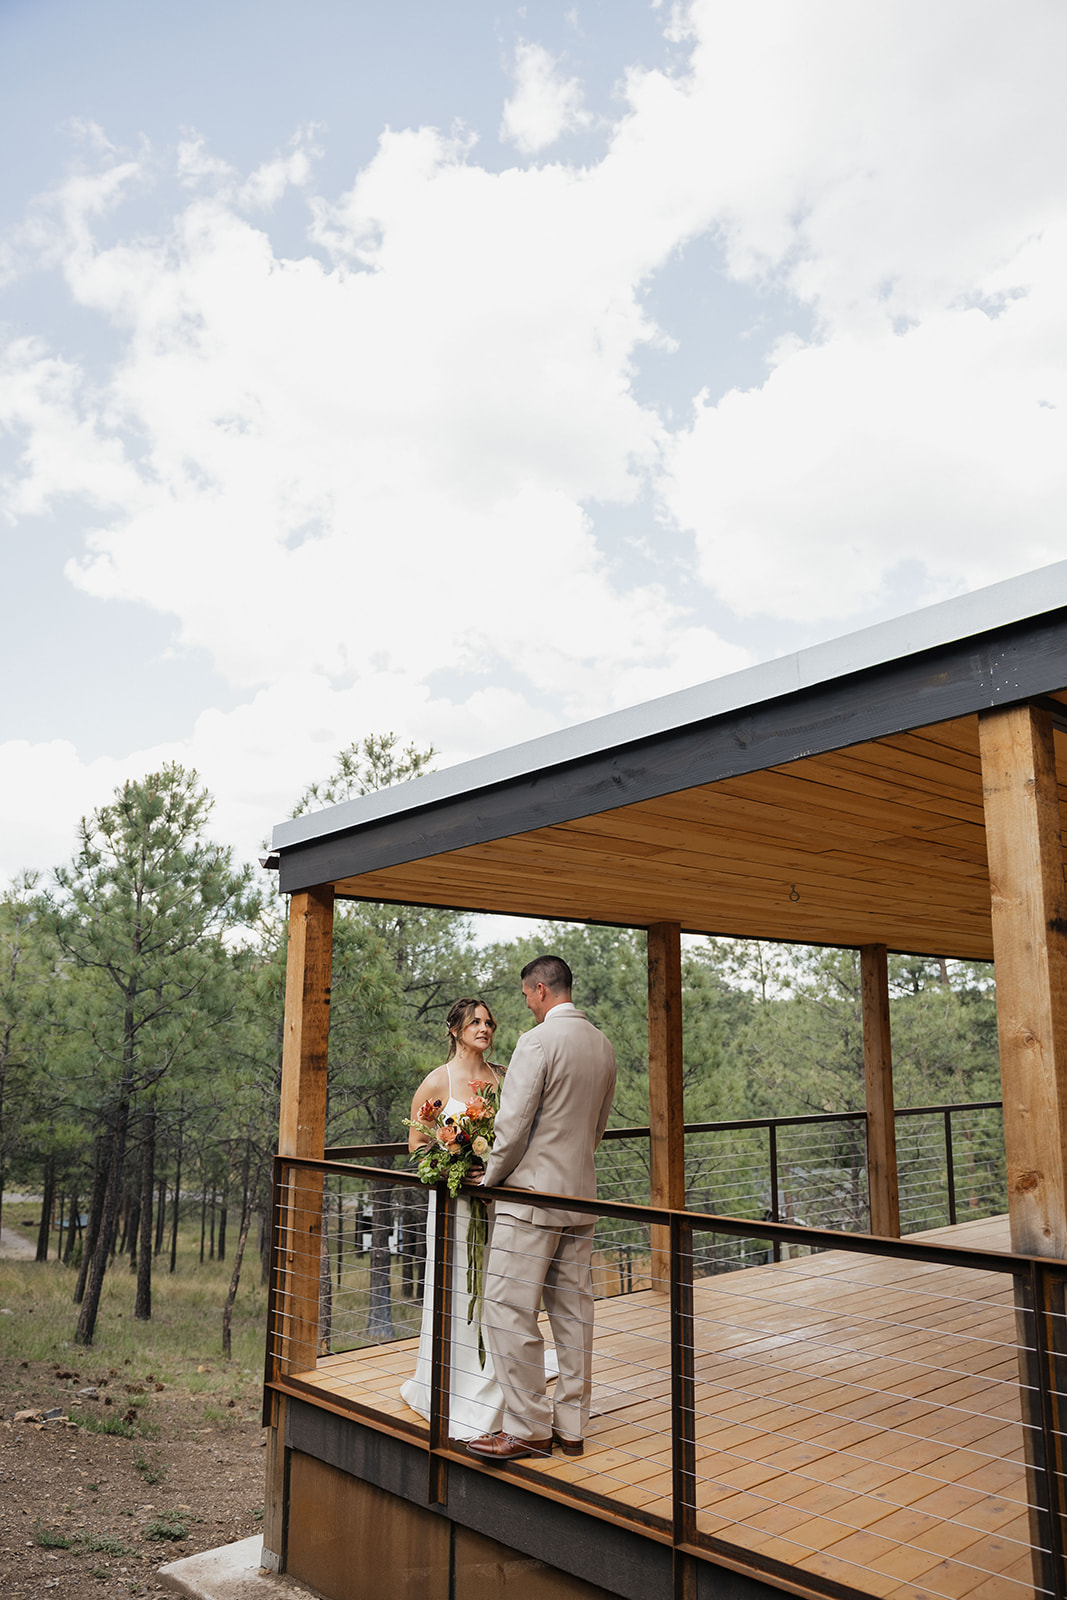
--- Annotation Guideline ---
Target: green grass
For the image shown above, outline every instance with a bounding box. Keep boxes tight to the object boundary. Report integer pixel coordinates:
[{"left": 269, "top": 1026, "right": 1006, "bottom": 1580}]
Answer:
[
  {"left": 78, "top": 1531, "right": 134, "bottom": 1556},
  {"left": 134, "top": 1452, "right": 166, "bottom": 1485},
  {"left": 0, "top": 1200, "right": 268, "bottom": 1388},
  {"left": 144, "top": 1512, "right": 192, "bottom": 1542},
  {"left": 33, "top": 1520, "right": 74, "bottom": 1549},
  {"left": 80, "top": 1409, "right": 159, "bottom": 1440}
]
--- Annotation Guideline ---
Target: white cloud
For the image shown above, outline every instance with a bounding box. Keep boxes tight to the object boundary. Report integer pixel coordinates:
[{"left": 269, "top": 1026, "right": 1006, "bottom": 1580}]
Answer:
[
  {"left": 4, "top": 1, "right": 1067, "bottom": 879},
  {"left": 500, "top": 42, "right": 591, "bottom": 154},
  {"left": 3, "top": 118, "right": 742, "bottom": 707},
  {"left": 641, "top": 0, "right": 1067, "bottom": 614},
  {"left": 664, "top": 236, "right": 1067, "bottom": 618}
]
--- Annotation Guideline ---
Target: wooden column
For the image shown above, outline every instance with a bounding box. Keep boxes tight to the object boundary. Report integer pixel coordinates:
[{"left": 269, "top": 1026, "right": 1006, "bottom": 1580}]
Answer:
[
  {"left": 648, "top": 922, "right": 685, "bottom": 1290},
  {"left": 861, "top": 944, "right": 900, "bottom": 1238},
  {"left": 265, "top": 885, "right": 334, "bottom": 1574},
  {"left": 279, "top": 885, "right": 335, "bottom": 1161},
  {"left": 979, "top": 703, "right": 1067, "bottom": 1258}
]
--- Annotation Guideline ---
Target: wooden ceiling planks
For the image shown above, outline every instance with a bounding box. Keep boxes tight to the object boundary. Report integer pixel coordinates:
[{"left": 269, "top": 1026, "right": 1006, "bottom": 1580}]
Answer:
[{"left": 328, "top": 713, "right": 1067, "bottom": 960}]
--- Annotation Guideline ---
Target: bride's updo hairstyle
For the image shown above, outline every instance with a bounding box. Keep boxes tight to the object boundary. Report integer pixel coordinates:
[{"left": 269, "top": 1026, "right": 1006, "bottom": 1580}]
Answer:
[{"left": 445, "top": 997, "right": 497, "bottom": 1060}]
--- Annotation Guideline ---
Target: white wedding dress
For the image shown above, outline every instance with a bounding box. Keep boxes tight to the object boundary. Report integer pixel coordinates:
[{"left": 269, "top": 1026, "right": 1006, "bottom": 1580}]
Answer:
[{"left": 400, "top": 1074, "right": 557, "bottom": 1441}]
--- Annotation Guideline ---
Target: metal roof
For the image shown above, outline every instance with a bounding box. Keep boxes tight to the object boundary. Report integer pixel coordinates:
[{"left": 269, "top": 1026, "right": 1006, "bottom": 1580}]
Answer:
[{"left": 272, "top": 559, "right": 1067, "bottom": 858}]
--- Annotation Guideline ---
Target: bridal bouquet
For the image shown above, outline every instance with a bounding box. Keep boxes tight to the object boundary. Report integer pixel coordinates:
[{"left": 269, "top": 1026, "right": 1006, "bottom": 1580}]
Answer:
[
  {"left": 404, "top": 1078, "right": 501, "bottom": 1366},
  {"left": 405, "top": 1078, "right": 500, "bottom": 1196}
]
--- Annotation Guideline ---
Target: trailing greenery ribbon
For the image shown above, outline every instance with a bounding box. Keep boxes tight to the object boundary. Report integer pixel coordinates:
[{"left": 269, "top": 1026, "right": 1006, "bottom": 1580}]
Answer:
[{"left": 466, "top": 1195, "right": 489, "bottom": 1368}]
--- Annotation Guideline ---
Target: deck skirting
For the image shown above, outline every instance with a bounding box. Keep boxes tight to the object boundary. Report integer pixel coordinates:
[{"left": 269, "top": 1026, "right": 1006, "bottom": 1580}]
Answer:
[{"left": 284, "top": 1397, "right": 801, "bottom": 1600}]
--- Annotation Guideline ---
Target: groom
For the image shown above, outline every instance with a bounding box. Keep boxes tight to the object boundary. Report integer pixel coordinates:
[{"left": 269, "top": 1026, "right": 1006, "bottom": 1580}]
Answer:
[{"left": 468, "top": 955, "right": 616, "bottom": 1462}]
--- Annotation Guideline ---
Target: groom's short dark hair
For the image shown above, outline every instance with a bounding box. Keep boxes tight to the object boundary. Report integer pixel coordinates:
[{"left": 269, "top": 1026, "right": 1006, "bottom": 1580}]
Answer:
[{"left": 521, "top": 954, "right": 573, "bottom": 994}]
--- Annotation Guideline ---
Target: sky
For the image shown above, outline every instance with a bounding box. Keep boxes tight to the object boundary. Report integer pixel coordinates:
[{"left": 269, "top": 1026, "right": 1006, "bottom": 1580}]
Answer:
[{"left": 1, "top": 0, "right": 1066, "bottom": 887}]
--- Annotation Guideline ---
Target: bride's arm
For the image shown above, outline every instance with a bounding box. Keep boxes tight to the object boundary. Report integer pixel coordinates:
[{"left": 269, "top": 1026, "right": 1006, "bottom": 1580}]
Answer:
[{"left": 408, "top": 1066, "right": 447, "bottom": 1153}]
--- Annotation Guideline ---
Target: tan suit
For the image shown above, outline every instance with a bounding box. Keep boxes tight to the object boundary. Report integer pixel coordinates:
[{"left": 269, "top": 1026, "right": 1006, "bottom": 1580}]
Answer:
[{"left": 480, "top": 1003, "right": 616, "bottom": 1441}]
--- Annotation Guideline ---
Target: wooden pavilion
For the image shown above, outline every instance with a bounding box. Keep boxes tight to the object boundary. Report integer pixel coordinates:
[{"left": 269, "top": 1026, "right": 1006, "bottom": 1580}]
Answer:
[{"left": 259, "top": 562, "right": 1067, "bottom": 1600}]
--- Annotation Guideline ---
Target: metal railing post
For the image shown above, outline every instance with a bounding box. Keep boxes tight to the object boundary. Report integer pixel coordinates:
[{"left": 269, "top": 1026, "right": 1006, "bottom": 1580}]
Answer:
[
  {"left": 262, "top": 1156, "right": 284, "bottom": 1426},
  {"left": 1028, "top": 1261, "right": 1067, "bottom": 1600},
  {"left": 428, "top": 1184, "right": 454, "bottom": 1505},
  {"left": 768, "top": 1124, "right": 782, "bottom": 1263},
  {"left": 944, "top": 1108, "right": 958, "bottom": 1226},
  {"left": 670, "top": 1213, "right": 697, "bottom": 1549}
]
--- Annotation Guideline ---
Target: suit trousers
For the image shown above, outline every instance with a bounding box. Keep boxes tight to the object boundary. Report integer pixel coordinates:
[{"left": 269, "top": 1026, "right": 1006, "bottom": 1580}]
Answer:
[{"left": 481, "top": 1213, "right": 595, "bottom": 1442}]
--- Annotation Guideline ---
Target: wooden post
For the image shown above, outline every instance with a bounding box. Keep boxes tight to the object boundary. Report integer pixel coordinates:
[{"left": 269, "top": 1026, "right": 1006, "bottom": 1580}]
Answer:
[
  {"left": 279, "top": 885, "right": 335, "bottom": 1162},
  {"left": 979, "top": 704, "right": 1067, "bottom": 1258},
  {"left": 264, "top": 885, "right": 334, "bottom": 1575},
  {"left": 648, "top": 922, "right": 685, "bottom": 1290},
  {"left": 861, "top": 944, "right": 900, "bottom": 1238},
  {"left": 980, "top": 703, "right": 1067, "bottom": 1600}
]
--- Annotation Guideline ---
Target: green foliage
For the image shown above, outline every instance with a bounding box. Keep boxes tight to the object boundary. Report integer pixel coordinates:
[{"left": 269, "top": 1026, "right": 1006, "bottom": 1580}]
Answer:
[
  {"left": 32, "top": 1520, "right": 73, "bottom": 1548},
  {"left": 50, "top": 763, "right": 258, "bottom": 1095},
  {"left": 79, "top": 1531, "right": 133, "bottom": 1555},
  {"left": 134, "top": 1453, "right": 166, "bottom": 1485},
  {"left": 0, "top": 873, "right": 65, "bottom": 1221},
  {"left": 730, "top": 947, "right": 999, "bottom": 1119},
  {"left": 144, "top": 1512, "right": 191, "bottom": 1541}
]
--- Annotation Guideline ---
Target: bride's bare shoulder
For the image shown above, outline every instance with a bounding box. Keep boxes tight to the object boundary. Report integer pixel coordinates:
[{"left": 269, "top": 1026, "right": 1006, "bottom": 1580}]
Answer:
[{"left": 411, "top": 1062, "right": 450, "bottom": 1106}]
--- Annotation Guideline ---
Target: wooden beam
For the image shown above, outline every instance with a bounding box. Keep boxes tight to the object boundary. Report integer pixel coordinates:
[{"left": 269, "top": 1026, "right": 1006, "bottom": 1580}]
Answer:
[
  {"left": 261, "top": 1390, "right": 288, "bottom": 1572},
  {"left": 861, "top": 944, "right": 900, "bottom": 1238},
  {"left": 648, "top": 922, "right": 685, "bottom": 1289},
  {"left": 267, "top": 885, "right": 334, "bottom": 1575},
  {"left": 979, "top": 703, "right": 1067, "bottom": 1257},
  {"left": 279, "top": 886, "right": 335, "bottom": 1160}
]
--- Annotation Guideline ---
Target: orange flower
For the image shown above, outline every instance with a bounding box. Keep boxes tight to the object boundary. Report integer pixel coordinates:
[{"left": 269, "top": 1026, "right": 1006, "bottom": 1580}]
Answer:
[
  {"left": 469, "top": 1080, "right": 493, "bottom": 1095},
  {"left": 417, "top": 1098, "right": 441, "bottom": 1124},
  {"left": 465, "top": 1097, "right": 489, "bottom": 1119},
  {"left": 437, "top": 1124, "right": 458, "bottom": 1147}
]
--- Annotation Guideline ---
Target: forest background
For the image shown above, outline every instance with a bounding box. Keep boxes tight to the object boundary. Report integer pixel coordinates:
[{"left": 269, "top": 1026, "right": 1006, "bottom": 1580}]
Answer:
[{"left": 0, "top": 734, "right": 1003, "bottom": 1350}]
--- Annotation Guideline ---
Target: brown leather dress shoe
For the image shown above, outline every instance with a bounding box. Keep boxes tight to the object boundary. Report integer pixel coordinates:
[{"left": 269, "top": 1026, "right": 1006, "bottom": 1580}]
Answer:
[
  {"left": 466, "top": 1431, "right": 553, "bottom": 1461},
  {"left": 552, "top": 1431, "right": 584, "bottom": 1456}
]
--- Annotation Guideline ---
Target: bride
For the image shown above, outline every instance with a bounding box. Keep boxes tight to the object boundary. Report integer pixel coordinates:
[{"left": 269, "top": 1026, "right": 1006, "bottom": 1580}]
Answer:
[{"left": 400, "top": 998, "right": 507, "bottom": 1441}]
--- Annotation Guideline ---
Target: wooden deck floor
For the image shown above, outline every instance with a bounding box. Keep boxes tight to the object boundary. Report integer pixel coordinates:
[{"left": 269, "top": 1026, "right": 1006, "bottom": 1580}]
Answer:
[{"left": 290, "top": 1216, "right": 1042, "bottom": 1600}]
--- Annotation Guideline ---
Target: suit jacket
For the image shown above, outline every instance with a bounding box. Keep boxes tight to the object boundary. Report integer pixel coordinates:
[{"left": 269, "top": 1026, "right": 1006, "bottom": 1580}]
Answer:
[{"left": 482, "top": 1004, "right": 617, "bottom": 1228}]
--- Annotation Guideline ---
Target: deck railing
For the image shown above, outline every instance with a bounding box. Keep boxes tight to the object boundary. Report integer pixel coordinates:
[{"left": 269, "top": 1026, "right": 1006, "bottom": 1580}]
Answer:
[
  {"left": 322, "top": 1100, "right": 1008, "bottom": 1289},
  {"left": 598, "top": 1099, "right": 1006, "bottom": 1275},
  {"left": 266, "top": 1153, "right": 1067, "bottom": 1600}
]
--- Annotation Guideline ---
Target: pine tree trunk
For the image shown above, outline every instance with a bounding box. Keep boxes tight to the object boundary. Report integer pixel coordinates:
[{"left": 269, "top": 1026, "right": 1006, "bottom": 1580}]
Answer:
[
  {"left": 75, "top": 1090, "right": 131, "bottom": 1346},
  {"left": 155, "top": 1175, "right": 166, "bottom": 1255},
  {"left": 63, "top": 1195, "right": 79, "bottom": 1265},
  {"left": 259, "top": 1206, "right": 271, "bottom": 1286},
  {"left": 367, "top": 1185, "right": 394, "bottom": 1341},
  {"left": 169, "top": 1129, "right": 183, "bottom": 1275},
  {"left": 221, "top": 1207, "right": 251, "bottom": 1360},
  {"left": 75, "top": 1137, "right": 109, "bottom": 1304},
  {"left": 135, "top": 1107, "right": 155, "bottom": 1320},
  {"left": 36, "top": 1156, "right": 56, "bottom": 1262},
  {"left": 126, "top": 1187, "right": 140, "bottom": 1271},
  {"left": 400, "top": 1191, "right": 414, "bottom": 1298},
  {"left": 217, "top": 1184, "right": 228, "bottom": 1262}
]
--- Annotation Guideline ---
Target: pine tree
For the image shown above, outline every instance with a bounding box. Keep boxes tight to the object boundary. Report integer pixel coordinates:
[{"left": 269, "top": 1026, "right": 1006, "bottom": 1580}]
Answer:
[{"left": 50, "top": 764, "right": 257, "bottom": 1346}]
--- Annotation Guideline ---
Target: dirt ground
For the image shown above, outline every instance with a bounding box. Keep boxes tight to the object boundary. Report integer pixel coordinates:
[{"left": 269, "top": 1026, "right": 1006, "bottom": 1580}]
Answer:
[{"left": 0, "top": 1354, "right": 268, "bottom": 1599}]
